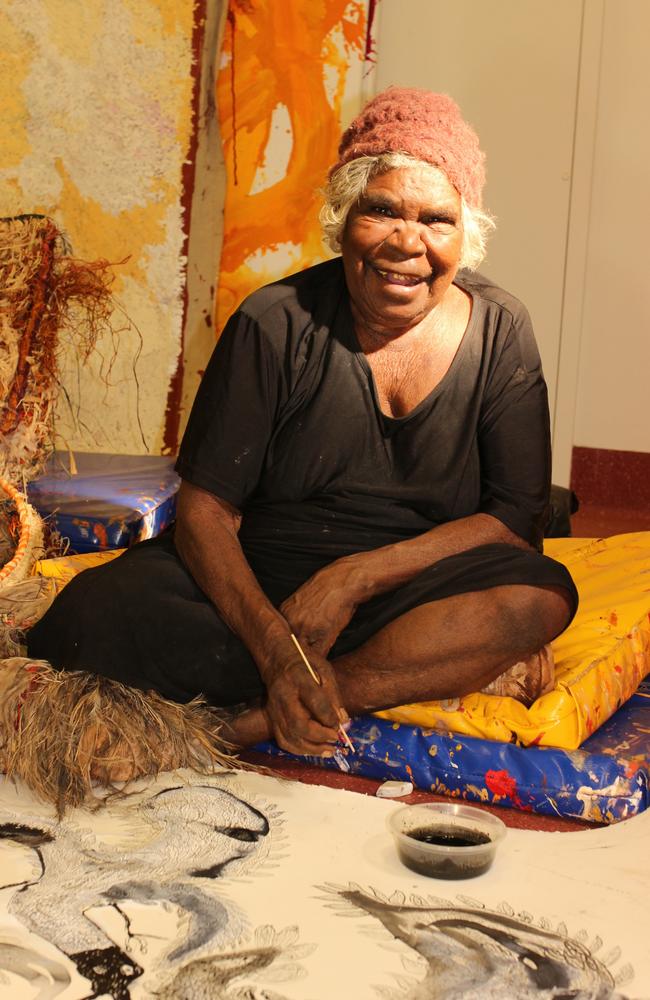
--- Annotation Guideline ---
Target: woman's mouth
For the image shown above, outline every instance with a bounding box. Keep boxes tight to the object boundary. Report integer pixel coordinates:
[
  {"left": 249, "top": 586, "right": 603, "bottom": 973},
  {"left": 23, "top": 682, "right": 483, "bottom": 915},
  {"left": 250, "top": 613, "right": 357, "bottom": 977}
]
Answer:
[{"left": 373, "top": 267, "right": 427, "bottom": 287}]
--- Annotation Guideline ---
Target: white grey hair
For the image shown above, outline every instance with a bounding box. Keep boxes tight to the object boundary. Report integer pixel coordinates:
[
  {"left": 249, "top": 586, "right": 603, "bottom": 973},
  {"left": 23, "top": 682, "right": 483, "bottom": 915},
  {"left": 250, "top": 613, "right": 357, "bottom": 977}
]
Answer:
[{"left": 319, "top": 152, "right": 495, "bottom": 270}]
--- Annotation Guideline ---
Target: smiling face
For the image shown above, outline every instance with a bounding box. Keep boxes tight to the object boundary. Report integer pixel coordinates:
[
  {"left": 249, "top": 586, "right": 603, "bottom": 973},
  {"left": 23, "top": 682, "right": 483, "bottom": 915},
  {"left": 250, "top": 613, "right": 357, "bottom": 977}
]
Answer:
[{"left": 340, "top": 165, "right": 464, "bottom": 337}]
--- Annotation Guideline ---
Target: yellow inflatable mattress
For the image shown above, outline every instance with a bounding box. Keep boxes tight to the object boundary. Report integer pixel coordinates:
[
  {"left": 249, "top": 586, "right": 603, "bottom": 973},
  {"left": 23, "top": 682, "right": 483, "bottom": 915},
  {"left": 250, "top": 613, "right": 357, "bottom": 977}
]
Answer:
[
  {"left": 377, "top": 533, "right": 650, "bottom": 749},
  {"left": 34, "top": 549, "right": 123, "bottom": 591}
]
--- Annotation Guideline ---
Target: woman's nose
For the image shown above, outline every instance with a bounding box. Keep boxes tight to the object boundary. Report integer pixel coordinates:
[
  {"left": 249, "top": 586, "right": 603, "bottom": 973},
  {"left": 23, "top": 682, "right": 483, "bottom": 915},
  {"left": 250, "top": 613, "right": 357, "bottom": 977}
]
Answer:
[{"left": 388, "top": 220, "right": 426, "bottom": 255}]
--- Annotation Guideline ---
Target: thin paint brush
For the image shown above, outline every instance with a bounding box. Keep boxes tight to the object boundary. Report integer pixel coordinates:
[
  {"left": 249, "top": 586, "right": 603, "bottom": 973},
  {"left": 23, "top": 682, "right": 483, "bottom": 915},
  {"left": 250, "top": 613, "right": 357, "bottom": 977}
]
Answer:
[
  {"left": 335, "top": 721, "right": 355, "bottom": 753},
  {"left": 290, "top": 631, "right": 321, "bottom": 684},
  {"left": 289, "top": 632, "right": 355, "bottom": 753}
]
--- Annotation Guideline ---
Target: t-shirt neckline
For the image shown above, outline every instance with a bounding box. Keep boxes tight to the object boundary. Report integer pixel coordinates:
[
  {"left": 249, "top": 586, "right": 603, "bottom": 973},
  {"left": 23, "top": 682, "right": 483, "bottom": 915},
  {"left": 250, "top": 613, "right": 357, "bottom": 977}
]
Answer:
[{"left": 340, "top": 277, "right": 481, "bottom": 429}]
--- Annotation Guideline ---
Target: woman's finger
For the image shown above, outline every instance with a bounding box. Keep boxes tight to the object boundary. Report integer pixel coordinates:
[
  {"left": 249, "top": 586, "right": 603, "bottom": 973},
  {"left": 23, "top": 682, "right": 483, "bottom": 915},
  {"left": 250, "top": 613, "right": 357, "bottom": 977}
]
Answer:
[
  {"left": 300, "top": 682, "right": 342, "bottom": 728},
  {"left": 272, "top": 716, "right": 339, "bottom": 757},
  {"left": 289, "top": 715, "right": 339, "bottom": 745},
  {"left": 278, "top": 735, "right": 338, "bottom": 757},
  {"left": 266, "top": 679, "right": 338, "bottom": 745},
  {"left": 300, "top": 662, "right": 349, "bottom": 725}
]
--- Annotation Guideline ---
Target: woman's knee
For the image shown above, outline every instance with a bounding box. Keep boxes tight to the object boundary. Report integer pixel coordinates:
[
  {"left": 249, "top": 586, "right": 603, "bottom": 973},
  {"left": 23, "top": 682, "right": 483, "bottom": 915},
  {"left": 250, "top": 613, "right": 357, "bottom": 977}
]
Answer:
[{"left": 496, "top": 583, "right": 573, "bottom": 649}]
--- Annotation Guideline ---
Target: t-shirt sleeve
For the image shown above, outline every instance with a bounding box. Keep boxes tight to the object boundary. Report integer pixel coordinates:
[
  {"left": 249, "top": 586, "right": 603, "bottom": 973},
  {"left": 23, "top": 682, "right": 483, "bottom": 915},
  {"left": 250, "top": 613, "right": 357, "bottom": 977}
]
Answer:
[
  {"left": 175, "top": 308, "right": 285, "bottom": 507},
  {"left": 477, "top": 305, "right": 551, "bottom": 549}
]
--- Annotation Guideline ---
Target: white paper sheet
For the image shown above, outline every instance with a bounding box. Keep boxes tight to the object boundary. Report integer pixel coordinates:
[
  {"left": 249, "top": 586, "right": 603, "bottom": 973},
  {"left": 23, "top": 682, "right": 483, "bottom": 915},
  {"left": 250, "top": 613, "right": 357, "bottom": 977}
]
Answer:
[{"left": 0, "top": 768, "right": 647, "bottom": 999}]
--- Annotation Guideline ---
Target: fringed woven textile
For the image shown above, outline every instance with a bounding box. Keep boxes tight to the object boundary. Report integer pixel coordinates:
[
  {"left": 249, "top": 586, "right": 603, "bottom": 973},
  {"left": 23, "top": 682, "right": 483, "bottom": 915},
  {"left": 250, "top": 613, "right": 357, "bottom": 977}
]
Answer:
[{"left": 0, "top": 214, "right": 114, "bottom": 485}]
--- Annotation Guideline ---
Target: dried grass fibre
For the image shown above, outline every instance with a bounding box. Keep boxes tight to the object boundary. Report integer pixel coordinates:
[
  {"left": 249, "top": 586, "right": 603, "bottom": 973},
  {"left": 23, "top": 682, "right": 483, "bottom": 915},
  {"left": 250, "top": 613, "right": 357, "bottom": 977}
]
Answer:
[
  {"left": 0, "top": 657, "right": 246, "bottom": 815},
  {"left": 0, "top": 221, "right": 249, "bottom": 812},
  {"left": 0, "top": 214, "right": 114, "bottom": 484},
  {"left": 0, "top": 475, "right": 249, "bottom": 814},
  {"left": 0, "top": 476, "right": 56, "bottom": 657},
  {"left": 0, "top": 476, "right": 45, "bottom": 586}
]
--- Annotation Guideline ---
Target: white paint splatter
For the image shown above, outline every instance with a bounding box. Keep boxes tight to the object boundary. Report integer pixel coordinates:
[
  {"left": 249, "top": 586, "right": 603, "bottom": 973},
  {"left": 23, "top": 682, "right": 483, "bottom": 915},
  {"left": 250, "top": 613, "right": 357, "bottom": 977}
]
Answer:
[{"left": 249, "top": 102, "right": 293, "bottom": 195}]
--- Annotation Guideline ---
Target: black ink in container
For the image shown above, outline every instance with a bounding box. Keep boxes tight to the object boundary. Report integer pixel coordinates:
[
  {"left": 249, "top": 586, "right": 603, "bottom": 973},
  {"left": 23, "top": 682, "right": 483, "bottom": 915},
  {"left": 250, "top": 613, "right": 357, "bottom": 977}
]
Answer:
[{"left": 388, "top": 802, "right": 506, "bottom": 879}]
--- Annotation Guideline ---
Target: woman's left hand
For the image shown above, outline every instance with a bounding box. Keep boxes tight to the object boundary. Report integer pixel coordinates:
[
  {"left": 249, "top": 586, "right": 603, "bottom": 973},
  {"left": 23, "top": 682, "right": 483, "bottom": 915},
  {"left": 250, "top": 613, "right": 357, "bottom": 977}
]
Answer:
[{"left": 280, "top": 558, "right": 368, "bottom": 655}]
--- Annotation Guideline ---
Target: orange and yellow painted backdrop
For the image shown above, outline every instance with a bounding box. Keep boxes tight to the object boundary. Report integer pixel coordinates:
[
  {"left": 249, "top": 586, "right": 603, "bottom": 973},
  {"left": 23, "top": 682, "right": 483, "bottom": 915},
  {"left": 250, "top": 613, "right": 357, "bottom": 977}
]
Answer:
[
  {"left": 215, "top": 0, "right": 370, "bottom": 334},
  {"left": 1, "top": 0, "right": 373, "bottom": 453}
]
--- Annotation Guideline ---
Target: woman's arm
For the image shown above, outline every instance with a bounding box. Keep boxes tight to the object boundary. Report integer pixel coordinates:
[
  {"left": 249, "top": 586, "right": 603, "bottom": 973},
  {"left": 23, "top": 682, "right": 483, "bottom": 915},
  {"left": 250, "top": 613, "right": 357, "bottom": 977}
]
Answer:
[
  {"left": 281, "top": 512, "right": 529, "bottom": 654},
  {"left": 174, "top": 480, "right": 348, "bottom": 754}
]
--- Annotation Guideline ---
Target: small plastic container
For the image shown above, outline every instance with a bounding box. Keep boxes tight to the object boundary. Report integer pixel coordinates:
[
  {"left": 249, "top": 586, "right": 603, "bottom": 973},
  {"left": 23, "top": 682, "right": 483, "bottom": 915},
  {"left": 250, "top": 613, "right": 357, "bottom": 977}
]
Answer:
[{"left": 388, "top": 802, "right": 506, "bottom": 880}]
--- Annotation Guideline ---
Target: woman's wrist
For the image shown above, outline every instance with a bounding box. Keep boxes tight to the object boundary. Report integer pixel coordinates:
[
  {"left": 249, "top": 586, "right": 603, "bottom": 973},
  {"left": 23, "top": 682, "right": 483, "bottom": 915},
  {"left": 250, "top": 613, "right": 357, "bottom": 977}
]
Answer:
[
  {"left": 336, "top": 552, "right": 383, "bottom": 603},
  {"left": 248, "top": 617, "right": 297, "bottom": 682}
]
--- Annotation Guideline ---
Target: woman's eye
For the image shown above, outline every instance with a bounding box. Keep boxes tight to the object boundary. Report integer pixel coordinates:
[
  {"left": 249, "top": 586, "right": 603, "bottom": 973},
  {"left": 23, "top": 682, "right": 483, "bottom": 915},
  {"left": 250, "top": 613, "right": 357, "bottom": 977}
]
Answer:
[{"left": 424, "top": 216, "right": 454, "bottom": 228}]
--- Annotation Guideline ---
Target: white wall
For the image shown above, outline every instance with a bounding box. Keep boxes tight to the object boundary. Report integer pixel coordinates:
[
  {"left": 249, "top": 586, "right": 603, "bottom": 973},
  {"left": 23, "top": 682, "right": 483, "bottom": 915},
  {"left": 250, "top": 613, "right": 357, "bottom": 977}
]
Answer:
[
  {"left": 374, "top": 0, "right": 584, "bottom": 427},
  {"left": 573, "top": 0, "right": 650, "bottom": 453},
  {"left": 374, "top": 0, "right": 650, "bottom": 484}
]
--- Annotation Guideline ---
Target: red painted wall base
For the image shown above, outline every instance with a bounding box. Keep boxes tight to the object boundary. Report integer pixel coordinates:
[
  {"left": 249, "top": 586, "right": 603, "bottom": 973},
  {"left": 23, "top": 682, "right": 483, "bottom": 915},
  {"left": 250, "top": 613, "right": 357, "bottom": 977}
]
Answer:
[{"left": 570, "top": 446, "right": 650, "bottom": 508}]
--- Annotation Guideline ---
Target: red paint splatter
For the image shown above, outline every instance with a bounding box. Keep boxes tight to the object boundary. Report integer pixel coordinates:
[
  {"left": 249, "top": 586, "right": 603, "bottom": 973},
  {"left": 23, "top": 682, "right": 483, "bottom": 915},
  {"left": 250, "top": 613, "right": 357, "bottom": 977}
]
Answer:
[
  {"left": 528, "top": 732, "right": 545, "bottom": 746},
  {"left": 485, "top": 769, "right": 523, "bottom": 807},
  {"left": 92, "top": 522, "right": 109, "bottom": 548},
  {"left": 364, "top": 0, "right": 379, "bottom": 63},
  {"left": 15, "top": 665, "right": 42, "bottom": 731},
  {"left": 614, "top": 664, "right": 623, "bottom": 674},
  {"left": 609, "top": 611, "right": 618, "bottom": 626}
]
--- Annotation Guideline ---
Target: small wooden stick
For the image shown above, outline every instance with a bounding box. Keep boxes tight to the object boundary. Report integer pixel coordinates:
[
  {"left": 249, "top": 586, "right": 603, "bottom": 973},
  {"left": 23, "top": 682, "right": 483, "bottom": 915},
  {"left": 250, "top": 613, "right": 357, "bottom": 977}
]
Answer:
[
  {"left": 290, "top": 632, "right": 321, "bottom": 685},
  {"left": 289, "top": 632, "right": 355, "bottom": 753}
]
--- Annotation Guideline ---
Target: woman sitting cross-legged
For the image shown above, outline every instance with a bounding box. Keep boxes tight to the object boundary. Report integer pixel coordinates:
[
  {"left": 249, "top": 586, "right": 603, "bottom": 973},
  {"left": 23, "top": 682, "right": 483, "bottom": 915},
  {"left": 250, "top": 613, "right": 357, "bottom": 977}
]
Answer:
[{"left": 25, "top": 88, "right": 577, "bottom": 786}]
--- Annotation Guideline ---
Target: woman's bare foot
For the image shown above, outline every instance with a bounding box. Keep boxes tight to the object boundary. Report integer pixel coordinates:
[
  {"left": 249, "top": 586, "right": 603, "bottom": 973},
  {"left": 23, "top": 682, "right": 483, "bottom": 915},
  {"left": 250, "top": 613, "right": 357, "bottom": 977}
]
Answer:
[
  {"left": 480, "top": 644, "right": 555, "bottom": 706},
  {"left": 221, "top": 705, "right": 272, "bottom": 747}
]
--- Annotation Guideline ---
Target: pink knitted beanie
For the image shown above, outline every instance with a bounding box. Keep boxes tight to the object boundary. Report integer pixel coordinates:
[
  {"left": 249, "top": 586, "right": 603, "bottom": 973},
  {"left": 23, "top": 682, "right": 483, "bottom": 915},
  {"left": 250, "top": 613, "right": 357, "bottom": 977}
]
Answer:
[{"left": 331, "top": 87, "right": 486, "bottom": 208}]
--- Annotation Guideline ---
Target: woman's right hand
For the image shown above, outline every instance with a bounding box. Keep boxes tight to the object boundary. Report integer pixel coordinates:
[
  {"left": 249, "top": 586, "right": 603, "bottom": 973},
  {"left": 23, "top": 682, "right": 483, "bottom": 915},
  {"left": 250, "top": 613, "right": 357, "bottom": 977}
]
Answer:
[
  {"left": 260, "top": 639, "right": 349, "bottom": 757},
  {"left": 175, "top": 483, "right": 349, "bottom": 757}
]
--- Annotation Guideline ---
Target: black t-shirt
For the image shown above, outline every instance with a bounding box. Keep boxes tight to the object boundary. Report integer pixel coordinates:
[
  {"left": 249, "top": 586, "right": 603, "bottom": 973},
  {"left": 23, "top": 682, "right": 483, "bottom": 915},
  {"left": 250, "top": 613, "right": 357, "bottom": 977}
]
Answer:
[{"left": 176, "top": 258, "right": 551, "bottom": 586}]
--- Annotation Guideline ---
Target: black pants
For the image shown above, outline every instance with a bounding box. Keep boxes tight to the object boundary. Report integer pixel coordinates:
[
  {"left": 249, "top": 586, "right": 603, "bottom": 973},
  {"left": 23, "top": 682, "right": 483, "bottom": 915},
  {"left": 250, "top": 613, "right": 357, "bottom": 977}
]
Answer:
[{"left": 27, "top": 532, "right": 578, "bottom": 706}]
